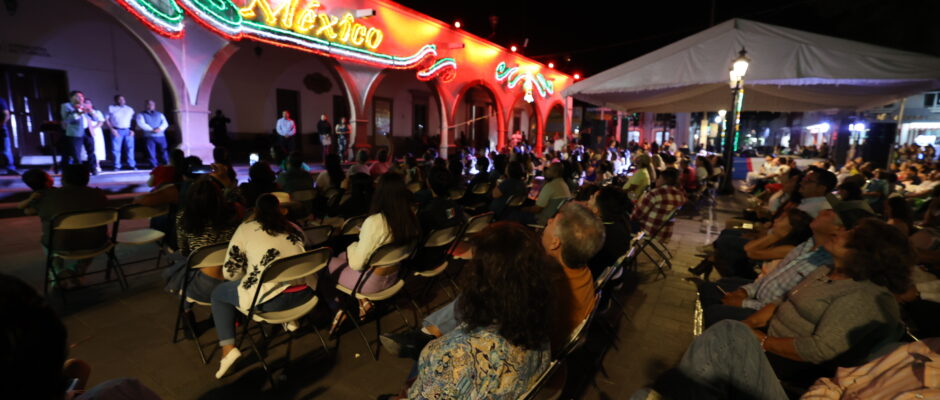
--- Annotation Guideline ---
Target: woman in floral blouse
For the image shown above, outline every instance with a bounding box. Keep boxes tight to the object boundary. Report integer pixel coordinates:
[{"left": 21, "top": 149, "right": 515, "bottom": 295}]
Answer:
[
  {"left": 210, "top": 193, "right": 311, "bottom": 379},
  {"left": 407, "top": 222, "right": 555, "bottom": 399}
]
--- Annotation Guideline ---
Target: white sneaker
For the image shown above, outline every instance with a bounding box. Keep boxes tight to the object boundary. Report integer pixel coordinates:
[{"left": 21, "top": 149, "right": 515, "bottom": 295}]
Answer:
[{"left": 215, "top": 348, "right": 242, "bottom": 379}]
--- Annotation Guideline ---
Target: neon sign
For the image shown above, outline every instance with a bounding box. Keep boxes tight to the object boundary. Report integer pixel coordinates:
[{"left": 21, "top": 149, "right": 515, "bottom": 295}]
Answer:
[
  {"left": 495, "top": 62, "right": 554, "bottom": 103},
  {"left": 116, "top": 0, "right": 457, "bottom": 81}
]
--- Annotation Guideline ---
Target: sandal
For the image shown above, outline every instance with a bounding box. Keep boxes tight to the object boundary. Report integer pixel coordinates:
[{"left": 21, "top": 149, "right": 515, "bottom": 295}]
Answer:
[
  {"left": 358, "top": 299, "right": 375, "bottom": 321},
  {"left": 329, "top": 309, "right": 347, "bottom": 338}
]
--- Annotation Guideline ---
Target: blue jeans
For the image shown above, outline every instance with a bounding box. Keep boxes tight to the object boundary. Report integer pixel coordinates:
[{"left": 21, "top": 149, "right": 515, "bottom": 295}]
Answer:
[
  {"left": 633, "top": 320, "right": 788, "bottom": 400},
  {"left": 0, "top": 130, "right": 14, "bottom": 172},
  {"left": 112, "top": 128, "right": 135, "bottom": 169},
  {"left": 210, "top": 281, "right": 314, "bottom": 346},
  {"left": 145, "top": 136, "right": 168, "bottom": 167},
  {"left": 423, "top": 296, "right": 459, "bottom": 335},
  {"left": 63, "top": 135, "right": 96, "bottom": 170}
]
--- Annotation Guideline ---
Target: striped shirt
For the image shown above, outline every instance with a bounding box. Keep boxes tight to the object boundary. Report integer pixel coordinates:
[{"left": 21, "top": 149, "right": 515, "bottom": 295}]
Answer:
[{"left": 739, "top": 237, "right": 832, "bottom": 310}]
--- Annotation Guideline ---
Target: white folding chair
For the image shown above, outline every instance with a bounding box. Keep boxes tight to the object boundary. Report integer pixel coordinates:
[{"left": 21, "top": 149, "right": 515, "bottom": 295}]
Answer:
[
  {"left": 411, "top": 225, "right": 462, "bottom": 302},
  {"left": 112, "top": 204, "right": 170, "bottom": 277},
  {"left": 452, "top": 212, "right": 494, "bottom": 260},
  {"left": 237, "top": 248, "right": 333, "bottom": 386},
  {"left": 44, "top": 208, "right": 123, "bottom": 297},
  {"left": 337, "top": 214, "right": 367, "bottom": 237},
  {"left": 303, "top": 225, "right": 333, "bottom": 250},
  {"left": 335, "top": 241, "right": 418, "bottom": 360},
  {"left": 172, "top": 242, "right": 228, "bottom": 364}
]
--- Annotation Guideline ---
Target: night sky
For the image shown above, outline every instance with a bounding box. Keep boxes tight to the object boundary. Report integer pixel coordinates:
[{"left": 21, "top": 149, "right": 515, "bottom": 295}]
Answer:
[{"left": 396, "top": 0, "right": 940, "bottom": 77}]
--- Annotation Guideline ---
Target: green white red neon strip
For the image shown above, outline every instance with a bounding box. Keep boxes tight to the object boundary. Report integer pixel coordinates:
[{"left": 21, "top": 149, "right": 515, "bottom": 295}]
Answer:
[
  {"left": 495, "top": 62, "right": 554, "bottom": 99},
  {"left": 116, "top": 0, "right": 458, "bottom": 79}
]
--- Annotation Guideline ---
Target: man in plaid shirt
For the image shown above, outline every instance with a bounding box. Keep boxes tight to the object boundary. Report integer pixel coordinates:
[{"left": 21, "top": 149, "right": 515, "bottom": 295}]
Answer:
[{"left": 631, "top": 168, "right": 685, "bottom": 244}]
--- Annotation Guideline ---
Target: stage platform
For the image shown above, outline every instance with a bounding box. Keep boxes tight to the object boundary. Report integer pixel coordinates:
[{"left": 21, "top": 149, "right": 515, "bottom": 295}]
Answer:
[{"left": 0, "top": 164, "right": 324, "bottom": 218}]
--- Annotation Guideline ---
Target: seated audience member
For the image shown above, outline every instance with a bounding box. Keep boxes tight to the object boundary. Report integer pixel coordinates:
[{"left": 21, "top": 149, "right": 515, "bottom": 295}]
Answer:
[
  {"left": 380, "top": 202, "right": 605, "bottom": 358},
  {"left": 148, "top": 149, "right": 186, "bottom": 189},
  {"left": 862, "top": 169, "right": 891, "bottom": 212},
  {"left": 836, "top": 180, "right": 863, "bottom": 201},
  {"left": 1, "top": 273, "right": 162, "bottom": 400},
  {"left": 328, "top": 172, "right": 421, "bottom": 335},
  {"left": 405, "top": 223, "right": 554, "bottom": 399},
  {"left": 17, "top": 168, "right": 54, "bottom": 215},
  {"left": 165, "top": 176, "right": 242, "bottom": 305},
  {"left": 235, "top": 161, "right": 280, "bottom": 208},
  {"left": 678, "top": 158, "right": 699, "bottom": 193},
  {"left": 35, "top": 165, "right": 108, "bottom": 286},
  {"left": 695, "top": 156, "right": 713, "bottom": 184},
  {"left": 631, "top": 167, "right": 685, "bottom": 244},
  {"left": 348, "top": 149, "right": 371, "bottom": 176},
  {"left": 369, "top": 149, "right": 392, "bottom": 178},
  {"left": 741, "top": 209, "right": 813, "bottom": 269},
  {"left": 330, "top": 172, "right": 374, "bottom": 221},
  {"left": 700, "top": 203, "right": 872, "bottom": 326},
  {"left": 315, "top": 153, "right": 345, "bottom": 194},
  {"left": 525, "top": 163, "right": 572, "bottom": 225},
  {"left": 489, "top": 160, "right": 528, "bottom": 217},
  {"left": 762, "top": 168, "right": 804, "bottom": 220},
  {"left": 488, "top": 154, "right": 509, "bottom": 185},
  {"left": 418, "top": 167, "right": 463, "bottom": 233},
  {"left": 212, "top": 146, "right": 238, "bottom": 183},
  {"left": 587, "top": 186, "right": 633, "bottom": 277},
  {"left": 796, "top": 167, "right": 837, "bottom": 218},
  {"left": 276, "top": 152, "right": 314, "bottom": 193},
  {"left": 639, "top": 218, "right": 912, "bottom": 400},
  {"left": 212, "top": 194, "right": 310, "bottom": 378},
  {"left": 884, "top": 195, "right": 914, "bottom": 236}
]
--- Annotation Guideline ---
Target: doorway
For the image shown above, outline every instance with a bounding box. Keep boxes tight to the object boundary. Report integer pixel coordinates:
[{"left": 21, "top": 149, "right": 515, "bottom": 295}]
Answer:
[
  {"left": 276, "top": 88, "right": 301, "bottom": 152},
  {"left": 0, "top": 64, "right": 69, "bottom": 161}
]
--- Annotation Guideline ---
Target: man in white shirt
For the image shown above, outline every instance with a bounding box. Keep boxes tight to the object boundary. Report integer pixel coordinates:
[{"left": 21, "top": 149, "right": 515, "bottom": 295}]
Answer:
[
  {"left": 107, "top": 95, "right": 136, "bottom": 170},
  {"left": 135, "top": 100, "right": 169, "bottom": 168},
  {"left": 796, "top": 167, "right": 837, "bottom": 218},
  {"left": 275, "top": 110, "right": 296, "bottom": 154},
  {"left": 553, "top": 133, "right": 566, "bottom": 153}
]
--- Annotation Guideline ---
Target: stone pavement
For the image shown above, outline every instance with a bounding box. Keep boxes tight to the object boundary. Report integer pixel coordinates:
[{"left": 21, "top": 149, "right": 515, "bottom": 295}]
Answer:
[{"left": 0, "top": 196, "right": 741, "bottom": 400}]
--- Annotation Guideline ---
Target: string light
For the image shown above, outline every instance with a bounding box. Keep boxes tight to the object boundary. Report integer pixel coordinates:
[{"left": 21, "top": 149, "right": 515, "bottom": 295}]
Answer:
[
  {"left": 547, "top": 62, "right": 554, "bottom": 69},
  {"left": 510, "top": 45, "right": 517, "bottom": 52},
  {"left": 454, "top": 20, "right": 461, "bottom": 28},
  {"left": 116, "top": 0, "right": 185, "bottom": 38},
  {"left": 573, "top": 73, "right": 581, "bottom": 80}
]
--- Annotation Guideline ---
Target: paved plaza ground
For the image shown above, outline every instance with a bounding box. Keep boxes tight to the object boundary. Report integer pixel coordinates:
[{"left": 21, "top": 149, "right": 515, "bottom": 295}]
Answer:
[{"left": 0, "top": 194, "right": 741, "bottom": 399}]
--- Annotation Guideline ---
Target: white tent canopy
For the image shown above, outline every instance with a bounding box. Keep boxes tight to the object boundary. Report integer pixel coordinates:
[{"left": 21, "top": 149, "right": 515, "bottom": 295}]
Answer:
[{"left": 563, "top": 18, "right": 940, "bottom": 112}]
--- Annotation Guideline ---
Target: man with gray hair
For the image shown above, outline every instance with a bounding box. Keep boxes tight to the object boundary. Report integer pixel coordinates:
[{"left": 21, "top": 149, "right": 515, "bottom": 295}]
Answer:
[{"left": 380, "top": 203, "right": 605, "bottom": 358}]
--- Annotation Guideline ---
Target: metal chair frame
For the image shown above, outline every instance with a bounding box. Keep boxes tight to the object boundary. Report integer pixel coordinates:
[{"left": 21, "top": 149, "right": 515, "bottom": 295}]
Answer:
[
  {"left": 110, "top": 204, "right": 171, "bottom": 279},
  {"left": 171, "top": 242, "right": 229, "bottom": 364},
  {"left": 44, "top": 208, "right": 125, "bottom": 300}
]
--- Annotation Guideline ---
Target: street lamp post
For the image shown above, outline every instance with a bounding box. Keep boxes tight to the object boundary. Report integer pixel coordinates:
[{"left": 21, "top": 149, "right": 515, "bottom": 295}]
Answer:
[{"left": 719, "top": 48, "right": 750, "bottom": 194}]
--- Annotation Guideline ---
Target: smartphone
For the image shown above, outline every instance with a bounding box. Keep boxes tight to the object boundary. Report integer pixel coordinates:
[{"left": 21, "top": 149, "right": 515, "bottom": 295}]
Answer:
[{"left": 249, "top": 153, "right": 260, "bottom": 166}]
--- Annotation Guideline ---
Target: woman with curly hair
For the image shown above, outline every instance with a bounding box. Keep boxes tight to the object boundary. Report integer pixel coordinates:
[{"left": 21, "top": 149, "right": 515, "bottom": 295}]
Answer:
[
  {"left": 407, "top": 222, "right": 555, "bottom": 399},
  {"left": 210, "top": 193, "right": 310, "bottom": 379},
  {"left": 637, "top": 217, "right": 912, "bottom": 400}
]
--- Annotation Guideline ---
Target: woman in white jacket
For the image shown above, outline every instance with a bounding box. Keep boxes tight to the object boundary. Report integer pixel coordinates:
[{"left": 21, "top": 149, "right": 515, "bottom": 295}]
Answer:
[{"left": 211, "top": 193, "right": 310, "bottom": 378}]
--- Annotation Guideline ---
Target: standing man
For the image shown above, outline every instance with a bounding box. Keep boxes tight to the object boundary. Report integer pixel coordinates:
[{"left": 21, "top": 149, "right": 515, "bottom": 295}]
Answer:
[
  {"left": 209, "top": 109, "right": 231, "bottom": 148},
  {"left": 60, "top": 91, "right": 98, "bottom": 174},
  {"left": 335, "top": 116, "right": 350, "bottom": 162},
  {"left": 136, "top": 99, "right": 169, "bottom": 168},
  {"left": 275, "top": 110, "right": 296, "bottom": 154},
  {"left": 0, "top": 95, "right": 17, "bottom": 175},
  {"left": 317, "top": 114, "right": 332, "bottom": 162},
  {"left": 107, "top": 95, "right": 136, "bottom": 170}
]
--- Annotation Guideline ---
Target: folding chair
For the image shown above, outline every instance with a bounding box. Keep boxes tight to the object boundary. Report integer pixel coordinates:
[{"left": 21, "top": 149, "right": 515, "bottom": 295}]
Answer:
[
  {"left": 411, "top": 225, "right": 462, "bottom": 304},
  {"left": 172, "top": 242, "right": 228, "bottom": 364},
  {"left": 291, "top": 189, "right": 317, "bottom": 221},
  {"left": 531, "top": 197, "right": 571, "bottom": 229},
  {"left": 337, "top": 214, "right": 367, "bottom": 237},
  {"left": 237, "top": 248, "right": 332, "bottom": 387},
  {"left": 451, "top": 212, "right": 494, "bottom": 260},
  {"left": 636, "top": 206, "right": 681, "bottom": 278},
  {"left": 555, "top": 294, "right": 602, "bottom": 360},
  {"left": 448, "top": 187, "right": 465, "bottom": 201},
  {"left": 112, "top": 204, "right": 170, "bottom": 278},
  {"left": 334, "top": 241, "right": 418, "bottom": 360},
  {"left": 471, "top": 181, "right": 491, "bottom": 195},
  {"left": 303, "top": 225, "right": 333, "bottom": 250},
  {"left": 44, "top": 208, "right": 124, "bottom": 297},
  {"left": 519, "top": 359, "right": 562, "bottom": 400}
]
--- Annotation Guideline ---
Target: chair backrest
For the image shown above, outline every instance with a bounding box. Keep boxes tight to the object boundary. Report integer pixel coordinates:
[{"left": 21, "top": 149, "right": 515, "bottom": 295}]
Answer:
[
  {"left": 448, "top": 188, "right": 465, "bottom": 200},
  {"left": 367, "top": 241, "right": 416, "bottom": 269},
  {"left": 187, "top": 242, "right": 229, "bottom": 270},
  {"left": 406, "top": 181, "right": 422, "bottom": 193},
  {"left": 303, "top": 225, "right": 333, "bottom": 249},
  {"left": 556, "top": 294, "right": 602, "bottom": 360},
  {"left": 506, "top": 194, "right": 526, "bottom": 207},
  {"left": 463, "top": 212, "right": 494, "bottom": 237},
  {"left": 647, "top": 205, "right": 682, "bottom": 239},
  {"left": 118, "top": 204, "right": 169, "bottom": 220},
  {"left": 520, "top": 360, "right": 561, "bottom": 400},
  {"left": 291, "top": 189, "right": 316, "bottom": 202},
  {"left": 340, "top": 214, "right": 368, "bottom": 236},
  {"left": 471, "top": 181, "right": 491, "bottom": 195},
  {"left": 52, "top": 208, "right": 119, "bottom": 230},
  {"left": 259, "top": 247, "right": 332, "bottom": 285},
  {"left": 424, "top": 225, "right": 461, "bottom": 248}
]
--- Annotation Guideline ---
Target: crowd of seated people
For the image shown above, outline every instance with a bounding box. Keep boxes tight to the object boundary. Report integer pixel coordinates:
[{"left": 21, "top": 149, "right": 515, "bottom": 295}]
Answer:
[{"left": 28, "top": 134, "right": 940, "bottom": 398}]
